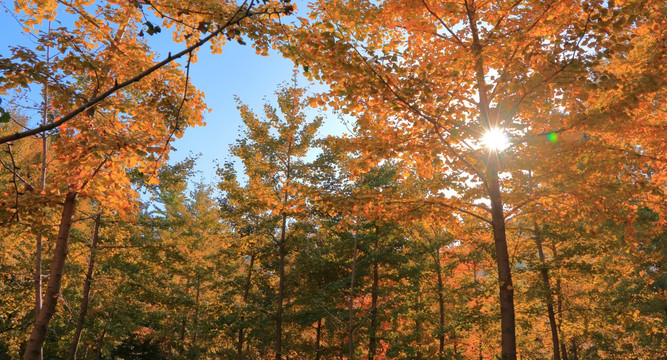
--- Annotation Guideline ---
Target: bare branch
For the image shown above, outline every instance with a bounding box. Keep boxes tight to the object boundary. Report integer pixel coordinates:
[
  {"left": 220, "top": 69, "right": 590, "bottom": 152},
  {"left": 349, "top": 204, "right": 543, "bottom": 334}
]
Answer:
[
  {"left": 153, "top": 51, "right": 193, "bottom": 169},
  {"left": 0, "top": 156, "right": 34, "bottom": 191}
]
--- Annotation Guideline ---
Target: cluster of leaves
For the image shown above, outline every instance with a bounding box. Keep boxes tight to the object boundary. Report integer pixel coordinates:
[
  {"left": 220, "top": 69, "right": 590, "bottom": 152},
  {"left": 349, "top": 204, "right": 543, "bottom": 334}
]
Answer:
[{"left": 0, "top": 99, "right": 10, "bottom": 124}]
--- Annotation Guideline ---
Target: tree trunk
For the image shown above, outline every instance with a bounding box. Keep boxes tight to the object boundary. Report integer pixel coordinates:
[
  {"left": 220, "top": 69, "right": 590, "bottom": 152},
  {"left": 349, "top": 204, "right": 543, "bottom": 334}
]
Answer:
[
  {"left": 367, "top": 229, "right": 380, "bottom": 360},
  {"left": 487, "top": 160, "right": 516, "bottom": 360},
  {"left": 315, "top": 318, "right": 322, "bottom": 360},
  {"left": 66, "top": 214, "right": 101, "bottom": 360},
  {"left": 570, "top": 338, "right": 578, "bottom": 360},
  {"left": 180, "top": 318, "right": 187, "bottom": 342},
  {"left": 179, "top": 281, "right": 189, "bottom": 343},
  {"left": 465, "top": 1, "right": 516, "bottom": 357},
  {"left": 533, "top": 222, "right": 561, "bottom": 360},
  {"left": 33, "top": 232, "right": 43, "bottom": 360},
  {"left": 415, "top": 281, "right": 423, "bottom": 360},
  {"left": 546, "top": 238, "right": 568, "bottom": 360},
  {"left": 557, "top": 278, "right": 568, "bottom": 360},
  {"left": 348, "top": 232, "right": 359, "bottom": 360},
  {"left": 34, "top": 33, "right": 50, "bottom": 358},
  {"left": 434, "top": 247, "right": 446, "bottom": 360},
  {"left": 23, "top": 191, "right": 78, "bottom": 360},
  {"left": 192, "top": 277, "right": 200, "bottom": 349},
  {"left": 275, "top": 213, "right": 287, "bottom": 360},
  {"left": 237, "top": 253, "right": 255, "bottom": 360}
]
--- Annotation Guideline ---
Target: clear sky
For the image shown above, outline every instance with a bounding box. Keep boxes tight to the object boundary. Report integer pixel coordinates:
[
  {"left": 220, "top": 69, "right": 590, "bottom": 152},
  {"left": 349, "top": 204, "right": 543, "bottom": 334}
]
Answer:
[
  {"left": 0, "top": 1, "right": 346, "bottom": 188},
  {"left": 150, "top": 35, "right": 317, "bottom": 185}
]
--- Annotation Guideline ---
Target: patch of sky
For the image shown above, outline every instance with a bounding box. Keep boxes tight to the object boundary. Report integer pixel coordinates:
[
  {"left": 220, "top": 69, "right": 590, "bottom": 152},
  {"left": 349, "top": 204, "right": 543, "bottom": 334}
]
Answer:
[{"left": 1, "top": 1, "right": 349, "bottom": 193}]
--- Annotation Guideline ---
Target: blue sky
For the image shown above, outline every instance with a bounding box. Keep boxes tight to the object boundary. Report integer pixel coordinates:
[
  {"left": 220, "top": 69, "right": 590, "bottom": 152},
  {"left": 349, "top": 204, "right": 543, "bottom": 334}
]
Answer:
[{"left": 0, "top": 1, "right": 346, "bottom": 187}]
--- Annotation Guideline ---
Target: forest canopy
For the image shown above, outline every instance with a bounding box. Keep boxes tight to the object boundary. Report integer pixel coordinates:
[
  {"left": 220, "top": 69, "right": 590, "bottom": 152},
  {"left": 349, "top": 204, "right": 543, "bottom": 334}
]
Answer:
[{"left": 0, "top": 0, "right": 665, "bottom": 359}]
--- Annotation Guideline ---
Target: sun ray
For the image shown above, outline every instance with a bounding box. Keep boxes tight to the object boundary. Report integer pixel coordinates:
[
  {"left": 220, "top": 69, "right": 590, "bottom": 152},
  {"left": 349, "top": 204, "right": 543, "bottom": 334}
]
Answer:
[{"left": 481, "top": 128, "right": 510, "bottom": 151}]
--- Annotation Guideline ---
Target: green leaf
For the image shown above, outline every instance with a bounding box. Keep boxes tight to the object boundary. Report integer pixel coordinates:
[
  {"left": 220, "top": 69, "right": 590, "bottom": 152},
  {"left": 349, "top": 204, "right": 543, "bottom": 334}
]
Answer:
[{"left": 0, "top": 112, "right": 10, "bottom": 123}]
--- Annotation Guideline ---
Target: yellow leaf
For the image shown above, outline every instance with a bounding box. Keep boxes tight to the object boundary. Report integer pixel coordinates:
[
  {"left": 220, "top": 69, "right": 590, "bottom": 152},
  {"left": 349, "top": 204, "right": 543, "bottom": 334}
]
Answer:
[{"left": 146, "top": 176, "right": 160, "bottom": 186}]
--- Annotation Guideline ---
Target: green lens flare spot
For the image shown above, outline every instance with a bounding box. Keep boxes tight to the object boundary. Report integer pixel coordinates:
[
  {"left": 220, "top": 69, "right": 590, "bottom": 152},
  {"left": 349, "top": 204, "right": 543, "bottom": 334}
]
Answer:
[{"left": 547, "top": 133, "right": 558, "bottom": 143}]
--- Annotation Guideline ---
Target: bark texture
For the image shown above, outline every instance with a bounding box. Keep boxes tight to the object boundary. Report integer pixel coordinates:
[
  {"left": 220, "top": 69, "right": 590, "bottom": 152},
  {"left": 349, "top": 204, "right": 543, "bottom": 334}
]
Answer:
[
  {"left": 465, "top": 1, "right": 517, "bottom": 356},
  {"left": 23, "top": 191, "right": 78, "bottom": 360},
  {"left": 533, "top": 222, "right": 561, "bottom": 360}
]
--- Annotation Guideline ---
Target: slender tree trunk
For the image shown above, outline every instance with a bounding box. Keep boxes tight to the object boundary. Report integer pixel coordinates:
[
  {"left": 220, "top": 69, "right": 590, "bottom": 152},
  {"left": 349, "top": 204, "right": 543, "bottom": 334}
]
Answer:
[
  {"left": 25, "top": 56, "right": 105, "bottom": 359},
  {"left": 237, "top": 253, "right": 255, "bottom": 360},
  {"left": 275, "top": 213, "right": 288, "bottom": 360},
  {"left": 34, "top": 231, "right": 43, "bottom": 318},
  {"left": 550, "top": 240, "right": 568, "bottom": 360},
  {"left": 276, "top": 144, "right": 293, "bottom": 360},
  {"left": 33, "top": 231, "right": 43, "bottom": 360},
  {"left": 315, "top": 318, "right": 322, "bottom": 360},
  {"left": 180, "top": 318, "right": 187, "bottom": 342},
  {"left": 464, "top": 1, "right": 517, "bottom": 357},
  {"left": 348, "top": 232, "right": 359, "bottom": 360},
  {"left": 34, "top": 24, "right": 51, "bottom": 360},
  {"left": 533, "top": 223, "right": 561, "bottom": 360},
  {"left": 487, "top": 159, "right": 516, "bottom": 360},
  {"left": 66, "top": 214, "right": 101, "bottom": 360},
  {"left": 557, "top": 279, "right": 568, "bottom": 360},
  {"left": 24, "top": 191, "right": 78, "bottom": 360},
  {"left": 367, "top": 229, "right": 380, "bottom": 360},
  {"left": 570, "top": 338, "right": 578, "bottom": 360},
  {"left": 193, "top": 276, "right": 200, "bottom": 348},
  {"left": 415, "top": 281, "right": 423, "bottom": 360},
  {"left": 434, "top": 247, "right": 446, "bottom": 360},
  {"left": 179, "top": 281, "right": 189, "bottom": 343}
]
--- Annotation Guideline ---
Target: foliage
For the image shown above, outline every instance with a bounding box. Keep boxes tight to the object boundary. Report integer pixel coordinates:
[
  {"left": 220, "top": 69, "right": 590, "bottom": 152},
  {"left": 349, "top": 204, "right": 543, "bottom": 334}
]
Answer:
[{"left": 0, "top": 0, "right": 665, "bottom": 359}]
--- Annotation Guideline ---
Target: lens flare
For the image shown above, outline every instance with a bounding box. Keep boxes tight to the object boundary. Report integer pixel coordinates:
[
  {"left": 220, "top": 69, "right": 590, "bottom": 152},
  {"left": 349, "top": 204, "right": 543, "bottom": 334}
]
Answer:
[
  {"left": 547, "top": 132, "right": 558, "bottom": 143},
  {"left": 481, "top": 128, "right": 510, "bottom": 151}
]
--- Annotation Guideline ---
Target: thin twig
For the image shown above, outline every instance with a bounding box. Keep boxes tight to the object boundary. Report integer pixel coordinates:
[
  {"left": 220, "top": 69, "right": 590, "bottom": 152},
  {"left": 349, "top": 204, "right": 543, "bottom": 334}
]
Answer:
[
  {"left": 6, "top": 144, "right": 21, "bottom": 222},
  {"left": 0, "top": 157, "right": 34, "bottom": 191},
  {"left": 153, "top": 51, "right": 193, "bottom": 169},
  {"left": 419, "top": 0, "right": 466, "bottom": 47}
]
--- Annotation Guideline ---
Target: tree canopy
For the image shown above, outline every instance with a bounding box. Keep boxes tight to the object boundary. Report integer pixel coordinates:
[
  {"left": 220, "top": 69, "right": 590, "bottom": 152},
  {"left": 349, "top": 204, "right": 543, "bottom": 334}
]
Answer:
[{"left": 0, "top": 0, "right": 665, "bottom": 359}]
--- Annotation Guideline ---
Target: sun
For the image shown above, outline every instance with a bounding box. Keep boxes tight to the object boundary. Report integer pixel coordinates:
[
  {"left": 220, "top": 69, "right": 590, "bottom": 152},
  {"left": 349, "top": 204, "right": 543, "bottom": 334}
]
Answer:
[{"left": 481, "top": 128, "right": 510, "bottom": 151}]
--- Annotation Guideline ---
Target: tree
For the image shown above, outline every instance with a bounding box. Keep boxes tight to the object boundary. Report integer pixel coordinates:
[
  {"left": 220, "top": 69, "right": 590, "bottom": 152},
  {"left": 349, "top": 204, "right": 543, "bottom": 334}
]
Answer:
[
  {"left": 1, "top": 0, "right": 664, "bottom": 358},
  {"left": 0, "top": 0, "right": 295, "bottom": 356},
  {"left": 0, "top": 0, "right": 294, "bottom": 144},
  {"left": 287, "top": 0, "right": 665, "bottom": 358},
  {"left": 218, "top": 82, "right": 322, "bottom": 359}
]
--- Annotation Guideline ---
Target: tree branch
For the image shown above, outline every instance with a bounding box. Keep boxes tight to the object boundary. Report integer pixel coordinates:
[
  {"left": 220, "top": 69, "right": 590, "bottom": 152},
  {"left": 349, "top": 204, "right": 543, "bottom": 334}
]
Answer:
[{"left": 0, "top": 1, "right": 258, "bottom": 145}]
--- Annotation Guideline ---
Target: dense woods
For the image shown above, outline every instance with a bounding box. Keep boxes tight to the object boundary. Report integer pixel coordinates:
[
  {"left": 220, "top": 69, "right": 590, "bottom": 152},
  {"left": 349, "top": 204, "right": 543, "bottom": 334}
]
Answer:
[{"left": 0, "top": 0, "right": 665, "bottom": 359}]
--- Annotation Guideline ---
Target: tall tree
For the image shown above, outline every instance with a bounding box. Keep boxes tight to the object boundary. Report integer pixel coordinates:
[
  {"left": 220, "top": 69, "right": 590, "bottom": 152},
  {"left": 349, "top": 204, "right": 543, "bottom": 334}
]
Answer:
[
  {"left": 1, "top": 1, "right": 298, "bottom": 352},
  {"left": 287, "top": 1, "right": 665, "bottom": 358},
  {"left": 218, "top": 82, "right": 322, "bottom": 359}
]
